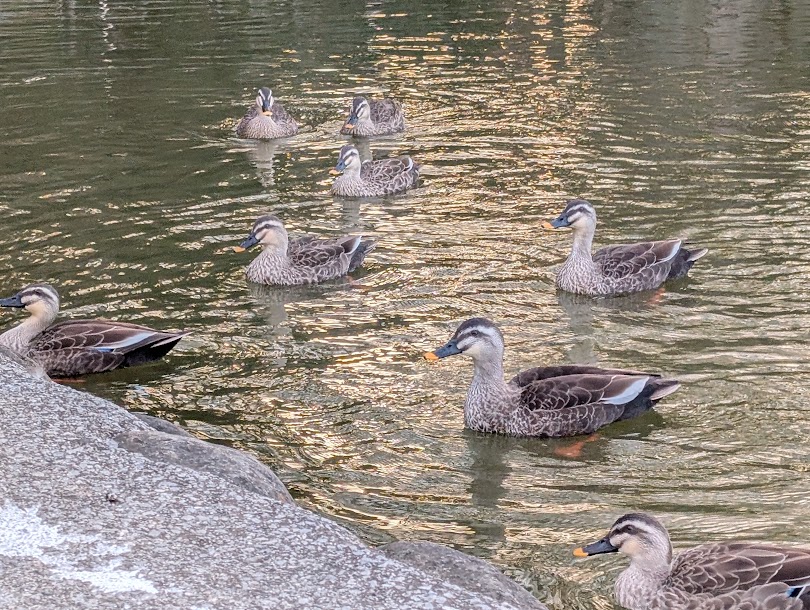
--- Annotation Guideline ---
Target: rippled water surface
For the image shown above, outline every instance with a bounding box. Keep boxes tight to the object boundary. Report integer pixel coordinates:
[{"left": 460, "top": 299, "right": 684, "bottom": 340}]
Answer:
[{"left": 2, "top": 0, "right": 810, "bottom": 606}]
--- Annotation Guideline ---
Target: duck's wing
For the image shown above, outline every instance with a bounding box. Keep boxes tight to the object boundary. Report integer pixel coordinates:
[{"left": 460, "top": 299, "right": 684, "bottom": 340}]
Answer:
[
  {"left": 515, "top": 374, "right": 656, "bottom": 437},
  {"left": 236, "top": 105, "right": 260, "bottom": 135},
  {"left": 360, "top": 156, "right": 417, "bottom": 181},
  {"left": 288, "top": 236, "right": 360, "bottom": 268},
  {"left": 511, "top": 365, "right": 655, "bottom": 387},
  {"left": 33, "top": 348, "right": 126, "bottom": 377},
  {"left": 369, "top": 98, "right": 402, "bottom": 123},
  {"left": 593, "top": 239, "right": 682, "bottom": 280},
  {"left": 32, "top": 320, "right": 184, "bottom": 355},
  {"left": 668, "top": 544, "right": 810, "bottom": 597},
  {"left": 270, "top": 101, "right": 297, "bottom": 125}
]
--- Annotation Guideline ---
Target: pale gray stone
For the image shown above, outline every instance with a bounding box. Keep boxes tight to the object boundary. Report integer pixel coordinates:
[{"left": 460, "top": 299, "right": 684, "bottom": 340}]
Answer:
[
  {"left": 0, "top": 353, "right": 538, "bottom": 610},
  {"left": 382, "top": 541, "right": 548, "bottom": 610},
  {"left": 131, "top": 412, "right": 192, "bottom": 437},
  {"left": 115, "top": 429, "right": 294, "bottom": 504}
]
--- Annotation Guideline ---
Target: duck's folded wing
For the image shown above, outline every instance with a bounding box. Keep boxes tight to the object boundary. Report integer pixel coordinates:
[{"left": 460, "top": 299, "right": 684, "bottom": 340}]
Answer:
[
  {"left": 669, "top": 544, "right": 810, "bottom": 596},
  {"left": 519, "top": 373, "right": 650, "bottom": 411},
  {"left": 594, "top": 240, "right": 682, "bottom": 279},
  {"left": 33, "top": 348, "right": 125, "bottom": 377},
  {"left": 289, "top": 238, "right": 359, "bottom": 268},
  {"left": 31, "top": 320, "right": 180, "bottom": 355},
  {"left": 511, "top": 365, "right": 656, "bottom": 387},
  {"left": 361, "top": 156, "right": 416, "bottom": 180},
  {"left": 370, "top": 99, "right": 402, "bottom": 123},
  {"left": 270, "top": 102, "right": 296, "bottom": 124}
]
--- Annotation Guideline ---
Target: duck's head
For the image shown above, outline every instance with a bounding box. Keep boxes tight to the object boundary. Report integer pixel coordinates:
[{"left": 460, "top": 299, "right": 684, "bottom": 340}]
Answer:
[
  {"left": 543, "top": 199, "right": 597, "bottom": 232},
  {"left": 0, "top": 283, "right": 60, "bottom": 320},
  {"left": 424, "top": 317, "right": 505, "bottom": 364},
  {"left": 235, "top": 214, "right": 288, "bottom": 252},
  {"left": 330, "top": 144, "right": 362, "bottom": 175},
  {"left": 573, "top": 512, "right": 673, "bottom": 567},
  {"left": 343, "top": 96, "right": 370, "bottom": 130},
  {"left": 255, "top": 87, "right": 274, "bottom": 116}
]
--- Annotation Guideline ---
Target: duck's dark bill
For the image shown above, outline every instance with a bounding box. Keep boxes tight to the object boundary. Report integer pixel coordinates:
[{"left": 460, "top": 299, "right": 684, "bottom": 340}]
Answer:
[
  {"left": 0, "top": 294, "right": 24, "bottom": 308},
  {"left": 573, "top": 538, "right": 619, "bottom": 557},
  {"left": 239, "top": 234, "right": 259, "bottom": 250}
]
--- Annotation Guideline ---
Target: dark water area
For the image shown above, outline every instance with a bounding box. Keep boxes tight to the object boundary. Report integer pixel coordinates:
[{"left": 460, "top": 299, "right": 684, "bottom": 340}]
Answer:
[{"left": 1, "top": 0, "right": 809, "bottom": 606}]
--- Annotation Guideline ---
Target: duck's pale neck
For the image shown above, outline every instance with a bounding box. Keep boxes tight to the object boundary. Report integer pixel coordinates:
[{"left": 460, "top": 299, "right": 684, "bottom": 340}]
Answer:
[
  {"left": 260, "top": 236, "right": 289, "bottom": 258},
  {"left": 0, "top": 310, "right": 54, "bottom": 353},
  {"left": 464, "top": 350, "right": 517, "bottom": 433},
  {"left": 614, "top": 550, "right": 672, "bottom": 610},
  {"left": 570, "top": 225, "right": 595, "bottom": 260}
]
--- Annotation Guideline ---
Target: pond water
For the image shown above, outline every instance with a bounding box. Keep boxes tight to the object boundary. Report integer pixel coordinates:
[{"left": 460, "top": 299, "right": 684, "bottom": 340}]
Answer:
[{"left": 2, "top": 0, "right": 810, "bottom": 607}]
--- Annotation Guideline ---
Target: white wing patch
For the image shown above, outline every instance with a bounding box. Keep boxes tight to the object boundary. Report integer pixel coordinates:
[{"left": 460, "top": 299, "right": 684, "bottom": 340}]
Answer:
[
  {"left": 95, "top": 331, "right": 155, "bottom": 352},
  {"left": 603, "top": 376, "right": 649, "bottom": 405}
]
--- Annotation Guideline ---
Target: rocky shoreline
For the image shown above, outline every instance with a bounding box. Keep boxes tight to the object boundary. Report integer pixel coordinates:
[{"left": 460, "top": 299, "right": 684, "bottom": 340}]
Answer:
[{"left": 0, "top": 353, "right": 546, "bottom": 610}]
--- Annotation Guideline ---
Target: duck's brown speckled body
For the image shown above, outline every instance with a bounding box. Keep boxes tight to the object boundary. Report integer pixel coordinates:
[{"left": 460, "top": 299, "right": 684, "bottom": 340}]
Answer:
[
  {"left": 0, "top": 284, "right": 187, "bottom": 378},
  {"left": 424, "top": 318, "right": 679, "bottom": 438},
  {"left": 237, "top": 214, "right": 376, "bottom": 286},
  {"left": 330, "top": 144, "right": 419, "bottom": 198},
  {"left": 236, "top": 87, "right": 298, "bottom": 140},
  {"left": 575, "top": 513, "right": 810, "bottom": 610},
  {"left": 546, "top": 199, "right": 707, "bottom": 296},
  {"left": 340, "top": 96, "right": 405, "bottom": 137}
]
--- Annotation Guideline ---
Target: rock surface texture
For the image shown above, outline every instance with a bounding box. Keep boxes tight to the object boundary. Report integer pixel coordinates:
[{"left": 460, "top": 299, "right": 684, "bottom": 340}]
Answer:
[{"left": 0, "top": 354, "right": 545, "bottom": 610}]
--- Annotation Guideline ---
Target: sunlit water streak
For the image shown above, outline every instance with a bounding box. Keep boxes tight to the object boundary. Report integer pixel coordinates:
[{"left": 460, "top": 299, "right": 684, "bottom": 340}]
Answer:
[{"left": 1, "top": 0, "right": 809, "bottom": 607}]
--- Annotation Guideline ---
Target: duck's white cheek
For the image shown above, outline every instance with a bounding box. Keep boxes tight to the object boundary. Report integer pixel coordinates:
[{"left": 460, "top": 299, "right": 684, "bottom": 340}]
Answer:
[
  {"left": 463, "top": 343, "right": 484, "bottom": 359},
  {"left": 618, "top": 538, "right": 640, "bottom": 557}
]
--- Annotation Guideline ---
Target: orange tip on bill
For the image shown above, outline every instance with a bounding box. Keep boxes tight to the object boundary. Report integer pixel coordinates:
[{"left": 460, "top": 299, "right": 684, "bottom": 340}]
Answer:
[
  {"left": 343, "top": 123, "right": 354, "bottom": 130},
  {"left": 232, "top": 246, "right": 246, "bottom": 253},
  {"left": 572, "top": 547, "right": 588, "bottom": 558},
  {"left": 423, "top": 351, "right": 439, "bottom": 361},
  {"left": 541, "top": 221, "right": 556, "bottom": 230},
  {"left": 329, "top": 169, "right": 342, "bottom": 176}
]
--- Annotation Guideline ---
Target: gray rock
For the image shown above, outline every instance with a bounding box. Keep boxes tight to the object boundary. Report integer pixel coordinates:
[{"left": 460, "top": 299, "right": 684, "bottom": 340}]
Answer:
[
  {"left": 115, "top": 428, "right": 294, "bottom": 505},
  {"left": 0, "top": 353, "right": 538, "bottom": 610},
  {"left": 382, "top": 541, "right": 548, "bottom": 610},
  {"left": 131, "top": 412, "right": 192, "bottom": 437}
]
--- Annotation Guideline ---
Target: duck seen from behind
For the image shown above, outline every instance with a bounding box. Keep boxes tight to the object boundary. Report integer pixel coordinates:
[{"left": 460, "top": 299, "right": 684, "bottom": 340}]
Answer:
[
  {"left": 423, "top": 318, "right": 680, "bottom": 437},
  {"left": 544, "top": 199, "right": 707, "bottom": 296},
  {"left": 330, "top": 144, "right": 419, "bottom": 197},
  {"left": 235, "top": 87, "right": 299, "bottom": 140},
  {"left": 340, "top": 96, "right": 405, "bottom": 137},
  {"left": 574, "top": 512, "right": 810, "bottom": 610},
  {"left": 235, "top": 214, "right": 376, "bottom": 286},
  {"left": 0, "top": 284, "right": 188, "bottom": 378}
]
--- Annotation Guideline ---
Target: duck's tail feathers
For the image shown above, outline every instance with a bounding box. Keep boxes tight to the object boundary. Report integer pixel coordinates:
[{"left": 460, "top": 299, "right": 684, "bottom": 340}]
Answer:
[
  {"left": 348, "top": 238, "right": 377, "bottom": 272},
  {"left": 650, "top": 380, "right": 681, "bottom": 401},
  {"left": 686, "top": 247, "right": 708, "bottom": 262}
]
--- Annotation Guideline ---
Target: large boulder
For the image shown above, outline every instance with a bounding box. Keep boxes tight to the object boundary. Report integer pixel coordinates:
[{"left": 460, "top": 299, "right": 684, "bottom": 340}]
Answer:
[{"left": 0, "top": 354, "right": 541, "bottom": 610}]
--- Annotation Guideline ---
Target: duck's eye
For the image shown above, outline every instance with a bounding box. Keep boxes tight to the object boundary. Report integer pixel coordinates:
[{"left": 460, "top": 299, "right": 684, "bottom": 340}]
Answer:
[{"left": 470, "top": 330, "right": 480, "bottom": 338}]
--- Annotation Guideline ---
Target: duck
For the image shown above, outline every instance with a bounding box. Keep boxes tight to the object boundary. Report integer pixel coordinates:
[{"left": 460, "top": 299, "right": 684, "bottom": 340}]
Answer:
[
  {"left": 235, "top": 87, "right": 299, "bottom": 140},
  {"left": 329, "top": 144, "right": 419, "bottom": 197},
  {"left": 340, "top": 95, "right": 405, "bottom": 137},
  {"left": 0, "top": 284, "right": 188, "bottom": 378},
  {"left": 422, "top": 317, "right": 679, "bottom": 437},
  {"left": 543, "top": 199, "right": 708, "bottom": 296},
  {"left": 234, "top": 214, "right": 376, "bottom": 286},
  {"left": 574, "top": 512, "right": 810, "bottom": 610}
]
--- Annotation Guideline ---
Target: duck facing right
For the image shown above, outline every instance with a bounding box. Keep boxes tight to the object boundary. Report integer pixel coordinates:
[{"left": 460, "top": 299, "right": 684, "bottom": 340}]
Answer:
[
  {"left": 543, "top": 199, "right": 707, "bottom": 297},
  {"left": 423, "top": 317, "right": 679, "bottom": 438},
  {"left": 574, "top": 512, "right": 810, "bottom": 610}
]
